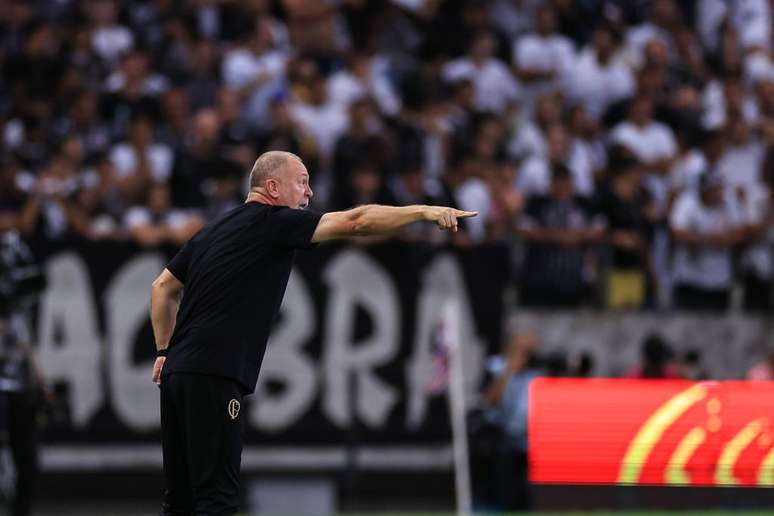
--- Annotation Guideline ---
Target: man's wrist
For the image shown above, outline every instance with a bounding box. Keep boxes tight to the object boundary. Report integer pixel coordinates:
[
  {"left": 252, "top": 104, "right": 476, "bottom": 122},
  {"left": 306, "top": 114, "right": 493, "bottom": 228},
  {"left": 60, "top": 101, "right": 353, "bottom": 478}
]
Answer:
[{"left": 156, "top": 348, "right": 168, "bottom": 357}]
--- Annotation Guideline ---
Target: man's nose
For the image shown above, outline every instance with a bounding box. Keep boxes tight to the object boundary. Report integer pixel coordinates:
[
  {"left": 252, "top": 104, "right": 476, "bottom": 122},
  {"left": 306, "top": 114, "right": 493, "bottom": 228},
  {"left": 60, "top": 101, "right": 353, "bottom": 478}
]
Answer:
[{"left": 307, "top": 186, "right": 314, "bottom": 198}]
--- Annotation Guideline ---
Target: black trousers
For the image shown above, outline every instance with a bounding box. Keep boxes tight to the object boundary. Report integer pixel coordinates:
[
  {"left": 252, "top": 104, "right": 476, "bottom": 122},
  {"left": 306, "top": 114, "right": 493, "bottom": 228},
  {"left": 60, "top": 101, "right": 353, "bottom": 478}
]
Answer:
[
  {"left": 493, "top": 445, "right": 531, "bottom": 511},
  {"left": 2, "top": 391, "right": 40, "bottom": 516},
  {"left": 160, "top": 373, "right": 244, "bottom": 516}
]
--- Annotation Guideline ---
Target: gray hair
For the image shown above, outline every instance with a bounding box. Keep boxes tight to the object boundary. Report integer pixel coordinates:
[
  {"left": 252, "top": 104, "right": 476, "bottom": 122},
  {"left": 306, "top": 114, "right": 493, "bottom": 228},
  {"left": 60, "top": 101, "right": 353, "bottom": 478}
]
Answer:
[{"left": 248, "top": 151, "right": 302, "bottom": 190}]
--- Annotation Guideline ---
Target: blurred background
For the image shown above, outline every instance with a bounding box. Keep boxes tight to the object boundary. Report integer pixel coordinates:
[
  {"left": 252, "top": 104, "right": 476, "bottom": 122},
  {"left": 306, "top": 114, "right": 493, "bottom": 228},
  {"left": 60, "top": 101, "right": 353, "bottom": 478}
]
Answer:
[{"left": 1, "top": 0, "right": 774, "bottom": 514}]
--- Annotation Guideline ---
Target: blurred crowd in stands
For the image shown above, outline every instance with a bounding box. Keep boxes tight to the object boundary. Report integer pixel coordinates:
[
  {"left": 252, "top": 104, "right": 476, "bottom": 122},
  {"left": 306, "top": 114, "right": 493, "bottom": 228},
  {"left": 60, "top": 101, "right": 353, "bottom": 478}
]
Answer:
[{"left": 0, "top": 0, "right": 773, "bottom": 311}]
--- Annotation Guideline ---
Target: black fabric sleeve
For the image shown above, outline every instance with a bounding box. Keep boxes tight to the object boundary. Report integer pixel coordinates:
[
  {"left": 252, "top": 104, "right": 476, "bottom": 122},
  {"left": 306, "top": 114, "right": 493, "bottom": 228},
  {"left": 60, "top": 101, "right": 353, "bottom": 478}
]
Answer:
[
  {"left": 166, "top": 242, "right": 193, "bottom": 283},
  {"left": 271, "top": 208, "right": 323, "bottom": 249}
]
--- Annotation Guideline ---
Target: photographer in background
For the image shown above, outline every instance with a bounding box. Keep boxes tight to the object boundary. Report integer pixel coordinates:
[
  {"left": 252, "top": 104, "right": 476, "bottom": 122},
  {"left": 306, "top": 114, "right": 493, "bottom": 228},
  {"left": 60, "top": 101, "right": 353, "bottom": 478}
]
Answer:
[
  {"left": 0, "top": 230, "right": 47, "bottom": 516},
  {"left": 481, "top": 332, "right": 541, "bottom": 511}
]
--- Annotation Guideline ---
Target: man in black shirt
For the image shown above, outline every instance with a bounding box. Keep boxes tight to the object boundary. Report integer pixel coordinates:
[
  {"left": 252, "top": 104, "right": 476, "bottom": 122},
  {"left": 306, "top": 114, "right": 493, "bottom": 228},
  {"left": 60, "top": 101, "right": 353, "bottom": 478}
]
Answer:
[{"left": 149, "top": 150, "right": 475, "bottom": 516}]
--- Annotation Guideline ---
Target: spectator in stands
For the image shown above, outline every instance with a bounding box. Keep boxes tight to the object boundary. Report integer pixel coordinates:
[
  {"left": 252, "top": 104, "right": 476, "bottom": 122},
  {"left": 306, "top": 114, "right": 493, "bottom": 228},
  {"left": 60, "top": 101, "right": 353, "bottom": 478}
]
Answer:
[
  {"left": 158, "top": 88, "right": 191, "bottom": 154},
  {"left": 611, "top": 95, "right": 678, "bottom": 213},
  {"left": 18, "top": 153, "right": 79, "bottom": 240},
  {"left": 715, "top": 114, "right": 765, "bottom": 196},
  {"left": 327, "top": 50, "right": 402, "bottom": 118},
  {"left": 67, "top": 155, "right": 122, "bottom": 241},
  {"left": 512, "top": 5, "right": 575, "bottom": 110},
  {"left": 597, "top": 149, "right": 653, "bottom": 309},
  {"left": 624, "top": 0, "right": 683, "bottom": 68},
  {"left": 484, "top": 157, "right": 523, "bottom": 241},
  {"left": 52, "top": 91, "right": 111, "bottom": 162},
  {"left": 109, "top": 113, "right": 173, "bottom": 205},
  {"left": 124, "top": 183, "right": 203, "bottom": 248},
  {"left": 0, "top": 158, "right": 27, "bottom": 233},
  {"left": 483, "top": 331, "right": 540, "bottom": 511},
  {"left": 518, "top": 164, "right": 604, "bottom": 307},
  {"left": 739, "top": 170, "right": 774, "bottom": 311},
  {"left": 221, "top": 17, "right": 289, "bottom": 128},
  {"left": 518, "top": 123, "right": 594, "bottom": 198},
  {"left": 506, "top": 92, "right": 563, "bottom": 162},
  {"left": 288, "top": 63, "right": 349, "bottom": 173},
  {"left": 448, "top": 153, "right": 491, "bottom": 244},
  {"left": 701, "top": 73, "right": 758, "bottom": 131},
  {"left": 88, "top": 0, "right": 133, "bottom": 65},
  {"left": 697, "top": 0, "right": 771, "bottom": 54},
  {"left": 625, "top": 333, "right": 681, "bottom": 379},
  {"left": 331, "top": 159, "right": 394, "bottom": 213},
  {"left": 332, "top": 99, "right": 392, "bottom": 202},
  {"left": 675, "top": 349, "right": 709, "bottom": 380},
  {"left": 562, "top": 24, "right": 635, "bottom": 120},
  {"left": 747, "top": 350, "right": 774, "bottom": 381},
  {"left": 670, "top": 171, "right": 746, "bottom": 310},
  {"left": 184, "top": 39, "right": 220, "bottom": 112},
  {"left": 442, "top": 31, "right": 520, "bottom": 114}
]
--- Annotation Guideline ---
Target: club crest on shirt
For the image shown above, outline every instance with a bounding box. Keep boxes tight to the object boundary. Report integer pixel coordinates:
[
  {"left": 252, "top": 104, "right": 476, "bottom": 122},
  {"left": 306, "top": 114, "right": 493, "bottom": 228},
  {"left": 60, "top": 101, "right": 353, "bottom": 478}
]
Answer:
[{"left": 228, "top": 399, "right": 240, "bottom": 420}]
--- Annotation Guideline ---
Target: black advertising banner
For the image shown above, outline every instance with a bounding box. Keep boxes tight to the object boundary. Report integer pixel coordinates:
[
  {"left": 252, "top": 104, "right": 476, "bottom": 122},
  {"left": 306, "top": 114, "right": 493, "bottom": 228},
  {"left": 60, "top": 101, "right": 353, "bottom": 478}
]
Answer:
[{"left": 29, "top": 239, "right": 509, "bottom": 447}]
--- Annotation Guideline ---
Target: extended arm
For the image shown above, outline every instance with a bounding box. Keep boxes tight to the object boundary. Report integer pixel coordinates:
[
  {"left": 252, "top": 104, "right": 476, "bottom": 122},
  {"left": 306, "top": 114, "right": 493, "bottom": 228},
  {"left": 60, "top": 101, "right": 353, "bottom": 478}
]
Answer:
[
  {"left": 150, "top": 268, "right": 184, "bottom": 384},
  {"left": 311, "top": 204, "right": 477, "bottom": 243}
]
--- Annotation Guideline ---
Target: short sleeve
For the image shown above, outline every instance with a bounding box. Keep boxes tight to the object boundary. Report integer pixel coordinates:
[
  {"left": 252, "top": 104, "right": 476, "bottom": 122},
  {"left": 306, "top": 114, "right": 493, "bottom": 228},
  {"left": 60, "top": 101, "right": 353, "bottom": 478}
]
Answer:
[
  {"left": 166, "top": 241, "right": 193, "bottom": 283},
  {"left": 271, "top": 208, "right": 323, "bottom": 249}
]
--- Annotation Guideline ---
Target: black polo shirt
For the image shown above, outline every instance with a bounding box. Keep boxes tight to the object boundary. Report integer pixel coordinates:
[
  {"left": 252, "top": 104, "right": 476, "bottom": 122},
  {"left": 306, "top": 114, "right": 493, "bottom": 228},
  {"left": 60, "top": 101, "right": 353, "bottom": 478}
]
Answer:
[{"left": 161, "top": 202, "right": 322, "bottom": 394}]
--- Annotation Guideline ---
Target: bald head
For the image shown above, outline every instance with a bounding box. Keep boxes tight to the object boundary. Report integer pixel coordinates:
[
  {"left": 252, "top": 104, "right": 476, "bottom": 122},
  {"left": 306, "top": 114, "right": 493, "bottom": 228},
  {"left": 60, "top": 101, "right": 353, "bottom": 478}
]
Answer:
[
  {"left": 249, "top": 151, "right": 302, "bottom": 190},
  {"left": 246, "top": 151, "right": 313, "bottom": 209}
]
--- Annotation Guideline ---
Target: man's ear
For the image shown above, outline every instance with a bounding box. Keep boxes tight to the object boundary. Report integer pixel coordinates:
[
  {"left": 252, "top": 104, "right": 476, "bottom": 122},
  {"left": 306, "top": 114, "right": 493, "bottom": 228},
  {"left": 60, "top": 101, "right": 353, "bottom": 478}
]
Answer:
[{"left": 266, "top": 178, "right": 280, "bottom": 198}]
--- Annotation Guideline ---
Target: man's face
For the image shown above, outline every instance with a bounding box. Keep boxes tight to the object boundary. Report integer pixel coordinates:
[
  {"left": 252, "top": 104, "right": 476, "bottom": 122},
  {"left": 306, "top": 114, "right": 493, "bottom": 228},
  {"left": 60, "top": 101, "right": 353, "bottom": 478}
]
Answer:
[{"left": 272, "top": 160, "right": 313, "bottom": 209}]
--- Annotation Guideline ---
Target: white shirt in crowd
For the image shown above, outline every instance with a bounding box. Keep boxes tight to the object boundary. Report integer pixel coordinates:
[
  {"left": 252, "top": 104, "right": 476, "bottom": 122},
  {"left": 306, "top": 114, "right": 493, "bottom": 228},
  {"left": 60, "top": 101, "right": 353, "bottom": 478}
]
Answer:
[
  {"left": 104, "top": 71, "right": 169, "bottom": 97},
  {"left": 327, "top": 56, "right": 401, "bottom": 117},
  {"left": 697, "top": 0, "right": 771, "bottom": 52},
  {"left": 670, "top": 190, "right": 744, "bottom": 290},
  {"left": 455, "top": 176, "right": 492, "bottom": 243},
  {"left": 715, "top": 139, "right": 765, "bottom": 194},
  {"left": 288, "top": 101, "right": 349, "bottom": 163},
  {"left": 91, "top": 25, "right": 134, "bottom": 64},
  {"left": 561, "top": 48, "right": 635, "bottom": 120},
  {"left": 109, "top": 142, "right": 173, "bottom": 183},
  {"left": 489, "top": 0, "right": 541, "bottom": 40},
  {"left": 610, "top": 120, "right": 677, "bottom": 165},
  {"left": 701, "top": 80, "right": 759, "bottom": 130},
  {"left": 743, "top": 50, "right": 774, "bottom": 84},
  {"left": 516, "top": 144, "right": 594, "bottom": 198},
  {"left": 611, "top": 119, "right": 677, "bottom": 211},
  {"left": 222, "top": 48, "right": 288, "bottom": 127},
  {"left": 740, "top": 187, "right": 774, "bottom": 279},
  {"left": 124, "top": 206, "right": 193, "bottom": 231},
  {"left": 513, "top": 32, "right": 575, "bottom": 104},
  {"left": 670, "top": 149, "right": 707, "bottom": 193},
  {"left": 625, "top": 24, "right": 672, "bottom": 67},
  {"left": 506, "top": 117, "right": 546, "bottom": 161},
  {"left": 442, "top": 57, "right": 521, "bottom": 113}
]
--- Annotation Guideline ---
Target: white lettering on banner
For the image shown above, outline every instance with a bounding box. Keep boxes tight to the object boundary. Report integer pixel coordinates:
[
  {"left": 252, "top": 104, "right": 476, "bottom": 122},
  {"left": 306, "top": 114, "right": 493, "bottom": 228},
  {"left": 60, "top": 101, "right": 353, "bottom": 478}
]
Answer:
[
  {"left": 406, "top": 254, "right": 484, "bottom": 428},
  {"left": 251, "top": 270, "right": 317, "bottom": 432},
  {"left": 37, "top": 253, "right": 103, "bottom": 427},
  {"left": 106, "top": 254, "right": 165, "bottom": 431},
  {"left": 322, "top": 250, "right": 399, "bottom": 427}
]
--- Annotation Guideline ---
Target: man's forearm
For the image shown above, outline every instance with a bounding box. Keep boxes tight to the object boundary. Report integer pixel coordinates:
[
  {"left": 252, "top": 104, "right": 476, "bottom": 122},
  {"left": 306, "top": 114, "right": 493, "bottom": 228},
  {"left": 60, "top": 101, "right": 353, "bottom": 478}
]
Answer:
[
  {"left": 348, "top": 204, "right": 429, "bottom": 235},
  {"left": 150, "top": 287, "right": 179, "bottom": 351}
]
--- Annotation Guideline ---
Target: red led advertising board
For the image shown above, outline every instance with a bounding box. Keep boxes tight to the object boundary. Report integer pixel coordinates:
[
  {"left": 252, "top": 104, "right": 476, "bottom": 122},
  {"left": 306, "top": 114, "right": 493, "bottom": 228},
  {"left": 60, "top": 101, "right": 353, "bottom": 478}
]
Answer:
[{"left": 529, "top": 379, "right": 774, "bottom": 486}]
